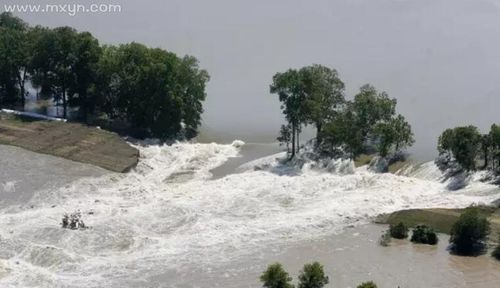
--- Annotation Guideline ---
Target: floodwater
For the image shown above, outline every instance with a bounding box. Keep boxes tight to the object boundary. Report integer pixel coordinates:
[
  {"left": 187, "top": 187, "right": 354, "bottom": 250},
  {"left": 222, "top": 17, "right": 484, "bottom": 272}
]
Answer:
[
  {"left": 152, "top": 224, "right": 500, "bottom": 288},
  {"left": 0, "top": 142, "right": 499, "bottom": 287}
]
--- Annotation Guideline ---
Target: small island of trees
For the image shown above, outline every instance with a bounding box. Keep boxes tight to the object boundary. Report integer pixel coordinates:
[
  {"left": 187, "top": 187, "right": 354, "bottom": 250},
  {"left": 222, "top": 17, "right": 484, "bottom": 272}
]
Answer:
[{"left": 270, "top": 65, "right": 414, "bottom": 163}]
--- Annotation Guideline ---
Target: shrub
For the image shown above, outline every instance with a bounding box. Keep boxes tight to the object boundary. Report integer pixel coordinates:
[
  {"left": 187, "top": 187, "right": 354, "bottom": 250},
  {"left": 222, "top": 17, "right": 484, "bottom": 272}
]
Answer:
[
  {"left": 411, "top": 225, "right": 438, "bottom": 245},
  {"left": 492, "top": 244, "right": 500, "bottom": 261},
  {"left": 61, "top": 211, "right": 87, "bottom": 230},
  {"left": 260, "top": 263, "right": 294, "bottom": 288},
  {"left": 357, "top": 281, "right": 377, "bottom": 288},
  {"left": 450, "top": 208, "right": 490, "bottom": 255},
  {"left": 298, "top": 262, "right": 329, "bottom": 288},
  {"left": 389, "top": 222, "right": 408, "bottom": 239},
  {"left": 379, "top": 230, "right": 391, "bottom": 247},
  {"left": 492, "top": 236, "right": 500, "bottom": 261}
]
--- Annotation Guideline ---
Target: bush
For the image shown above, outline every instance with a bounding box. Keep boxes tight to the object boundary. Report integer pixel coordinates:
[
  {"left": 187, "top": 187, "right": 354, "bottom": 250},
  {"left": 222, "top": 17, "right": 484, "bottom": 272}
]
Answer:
[
  {"left": 411, "top": 225, "right": 438, "bottom": 245},
  {"left": 357, "top": 281, "right": 377, "bottom": 288},
  {"left": 492, "top": 236, "right": 500, "bottom": 261},
  {"left": 379, "top": 230, "right": 391, "bottom": 247},
  {"left": 61, "top": 211, "right": 87, "bottom": 230},
  {"left": 492, "top": 244, "right": 500, "bottom": 261},
  {"left": 449, "top": 208, "right": 490, "bottom": 255},
  {"left": 298, "top": 262, "right": 329, "bottom": 288},
  {"left": 389, "top": 222, "right": 408, "bottom": 239},
  {"left": 260, "top": 263, "right": 294, "bottom": 288}
]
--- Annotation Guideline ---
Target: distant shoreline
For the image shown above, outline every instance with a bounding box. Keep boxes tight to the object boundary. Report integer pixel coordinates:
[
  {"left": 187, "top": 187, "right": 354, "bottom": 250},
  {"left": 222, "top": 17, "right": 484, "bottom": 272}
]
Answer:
[{"left": 0, "top": 112, "right": 139, "bottom": 173}]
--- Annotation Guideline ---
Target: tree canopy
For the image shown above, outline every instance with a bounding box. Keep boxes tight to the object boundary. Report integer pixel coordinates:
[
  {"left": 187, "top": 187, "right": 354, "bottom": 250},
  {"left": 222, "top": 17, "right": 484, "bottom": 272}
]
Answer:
[
  {"left": 0, "top": 12, "right": 209, "bottom": 140},
  {"left": 271, "top": 65, "right": 413, "bottom": 161}
]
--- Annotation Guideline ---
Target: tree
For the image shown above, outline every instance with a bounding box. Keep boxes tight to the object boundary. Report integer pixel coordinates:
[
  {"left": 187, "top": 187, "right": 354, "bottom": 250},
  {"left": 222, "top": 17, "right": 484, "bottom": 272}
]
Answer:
[
  {"left": 69, "top": 32, "right": 101, "bottom": 122},
  {"left": 299, "top": 64, "right": 345, "bottom": 142},
  {"left": 0, "top": 12, "right": 29, "bottom": 106},
  {"left": 175, "top": 55, "right": 210, "bottom": 139},
  {"left": 357, "top": 281, "right": 377, "bottom": 288},
  {"left": 449, "top": 208, "right": 490, "bottom": 255},
  {"left": 480, "top": 134, "right": 491, "bottom": 169},
  {"left": 352, "top": 84, "right": 396, "bottom": 140},
  {"left": 95, "top": 43, "right": 209, "bottom": 139},
  {"left": 277, "top": 124, "right": 292, "bottom": 154},
  {"left": 373, "top": 114, "right": 414, "bottom": 157},
  {"left": 270, "top": 69, "right": 307, "bottom": 158},
  {"left": 322, "top": 103, "right": 364, "bottom": 158},
  {"left": 260, "top": 263, "right": 294, "bottom": 288},
  {"left": 489, "top": 124, "right": 500, "bottom": 171},
  {"left": 297, "top": 262, "right": 329, "bottom": 288},
  {"left": 437, "top": 126, "right": 481, "bottom": 171}
]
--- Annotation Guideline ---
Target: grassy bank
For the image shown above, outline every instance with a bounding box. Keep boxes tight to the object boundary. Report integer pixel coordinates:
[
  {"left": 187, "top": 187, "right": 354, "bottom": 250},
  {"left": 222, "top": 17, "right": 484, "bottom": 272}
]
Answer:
[
  {"left": 0, "top": 112, "right": 139, "bottom": 173},
  {"left": 375, "top": 207, "right": 500, "bottom": 238},
  {"left": 354, "top": 154, "right": 410, "bottom": 174}
]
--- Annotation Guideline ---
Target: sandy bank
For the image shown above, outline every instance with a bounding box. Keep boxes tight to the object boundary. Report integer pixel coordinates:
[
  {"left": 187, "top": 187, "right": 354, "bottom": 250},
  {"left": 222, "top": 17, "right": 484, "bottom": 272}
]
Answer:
[{"left": 0, "top": 112, "right": 138, "bottom": 172}]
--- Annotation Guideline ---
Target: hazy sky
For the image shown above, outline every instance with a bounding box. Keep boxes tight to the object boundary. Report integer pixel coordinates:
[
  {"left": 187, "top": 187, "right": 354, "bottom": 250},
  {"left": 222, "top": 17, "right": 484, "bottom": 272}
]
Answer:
[{"left": 7, "top": 0, "right": 500, "bottom": 158}]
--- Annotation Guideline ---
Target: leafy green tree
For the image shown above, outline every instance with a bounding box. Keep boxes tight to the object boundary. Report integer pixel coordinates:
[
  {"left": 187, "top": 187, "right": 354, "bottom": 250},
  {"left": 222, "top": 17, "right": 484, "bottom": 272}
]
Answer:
[
  {"left": 297, "top": 262, "right": 329, "bottom": 288},
  {"left": 352, "top": 84, "right": 396, "bottom": 139},
  {"left": 29, "top": 26, "right": 58, "bottom": 98},
  {"left": 490, "top": 124, "right": 500, "bottom": 171},
  {"left": 450, "top": 208, "right": 490, "bottom": 255},
  {"left": 270, "top": 69, "right": 307, "bottom": 158},
  {"left": 299, "top": 64, "right": 345, "bottom": 142},
  {"left": 373, "top": 114, "right": 414, "bottom": 157},
  {"left": 260, "top": 263, "right": 294, "bottom": 288},
  {"left": 322, "top": 103, "right": 364, "bottom": 158},
  {"left": 437, "top": 126, "right": 481, "bottom": 171},
  {"left": 357, "top": 281, "right": 377, "bottom": 288},
  {"left": 0, "top": 12, "right": 29, "bottom": 106},
  {"left": 277, "top": 124, "right": 292, "bottom": 154},
  {"left": 175, "top": 55, "right": 209, "bottom": 139},
  {"left": 52, "top": 26, "right": 78, "bottom": 118},
  {"left": 95, "top": 43, "right": 208, "bottom": 139},
  {"left": 69, "top": 32, "right": 101, "bottom": 122}
]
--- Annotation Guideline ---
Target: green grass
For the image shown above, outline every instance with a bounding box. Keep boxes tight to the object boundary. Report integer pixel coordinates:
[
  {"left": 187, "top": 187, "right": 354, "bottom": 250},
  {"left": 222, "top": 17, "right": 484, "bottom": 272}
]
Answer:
[{"left": 375, "top": 207, "right": 497, "bottom": 235}]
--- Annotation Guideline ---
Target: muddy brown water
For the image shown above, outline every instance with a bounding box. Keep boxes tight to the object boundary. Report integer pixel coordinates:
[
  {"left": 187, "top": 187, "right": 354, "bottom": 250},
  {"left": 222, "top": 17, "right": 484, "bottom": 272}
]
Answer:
[{"left": 152, "top": 224, "right": 500, "bottom": 288}]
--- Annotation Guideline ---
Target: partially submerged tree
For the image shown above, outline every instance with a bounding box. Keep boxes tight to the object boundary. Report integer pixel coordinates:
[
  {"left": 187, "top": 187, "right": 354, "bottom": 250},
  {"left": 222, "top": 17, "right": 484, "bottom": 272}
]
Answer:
[
  {"left": 449, "top": 208, "right": 490, "bottom": 255},
  {"left": 260, "top": 263, "right": 294, "bottom": 288},
  {"left": 297, "top": 262, "right": 329, "bottom": 288},
  {"left": 357, "top": 281, "right": 378, "bottom": 288},
  {"left": 437, "top": 126, "right": 481, "bottom": 171}
]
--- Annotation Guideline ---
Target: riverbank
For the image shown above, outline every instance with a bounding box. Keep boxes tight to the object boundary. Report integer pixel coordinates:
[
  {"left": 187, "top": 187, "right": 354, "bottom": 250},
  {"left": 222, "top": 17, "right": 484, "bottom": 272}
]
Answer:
[
  {"left": 0, "top": 112, "right": 139, "bottom": 173},
  {"left": 375, "top": 207, "right": 500, "bottom": 239}
]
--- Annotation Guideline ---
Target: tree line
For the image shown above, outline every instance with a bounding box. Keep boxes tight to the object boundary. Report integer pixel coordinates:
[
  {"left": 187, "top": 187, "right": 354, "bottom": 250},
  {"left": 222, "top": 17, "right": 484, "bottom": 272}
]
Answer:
[
  {"left": 437, "top": 124, "right": 500, "bottom": 173},
  {"left": 0, "top": 12, "right": 209, "bottom": 140},
  {"left": 271, "top": 64, "right": 414, "bottom": 159}
]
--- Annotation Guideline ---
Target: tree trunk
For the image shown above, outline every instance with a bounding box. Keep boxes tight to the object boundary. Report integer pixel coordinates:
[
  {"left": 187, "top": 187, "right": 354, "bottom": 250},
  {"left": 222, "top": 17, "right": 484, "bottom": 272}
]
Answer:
[
  {"left": 291, "top": 122, "right": 296, "bottom": 159},
  {"left": 62, "top": 78, "right": 67, "bottom": 119},
  {"left": 18, "top": 69, "right": 27, "bottom": 108},
  {"left": 316, "top": 123, "right": 322, "bottom": 146},
  {"left": 483, "top": 147, "right": 489, "bottom": 170},
  {"left": 296, "top": 127, "right": 300, "bottom": 154}
]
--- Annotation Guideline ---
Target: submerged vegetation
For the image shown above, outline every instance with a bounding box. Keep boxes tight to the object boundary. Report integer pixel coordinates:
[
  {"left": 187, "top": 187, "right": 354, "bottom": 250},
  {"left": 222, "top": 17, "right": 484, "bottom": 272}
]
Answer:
[
  {"left": 410, "top": 225, "right": 438, "bottom": 245},
  {"left": 449, "top": 207, "right": 491, "bottom": 255},
  {"left": 260, "top": 262, "right": 373, "bottom": 288},
  {"left": 389, "top": 222, "right": 409, "bottom": 239},
  {"left": 0, "top": 12, "right": 208, "bottom": 140}
]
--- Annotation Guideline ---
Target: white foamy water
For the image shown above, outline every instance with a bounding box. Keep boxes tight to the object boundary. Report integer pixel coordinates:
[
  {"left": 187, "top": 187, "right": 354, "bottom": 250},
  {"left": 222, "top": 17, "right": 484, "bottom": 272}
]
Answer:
[{"left": 0, "top": 141, "right": 499, "bottom": 287}]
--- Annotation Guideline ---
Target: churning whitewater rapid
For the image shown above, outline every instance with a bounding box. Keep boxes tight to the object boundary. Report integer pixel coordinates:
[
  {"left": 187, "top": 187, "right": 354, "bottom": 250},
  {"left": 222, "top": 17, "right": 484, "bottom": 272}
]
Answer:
[{"left": 0, "top": 141, "right": 499, "bottom": 287}]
